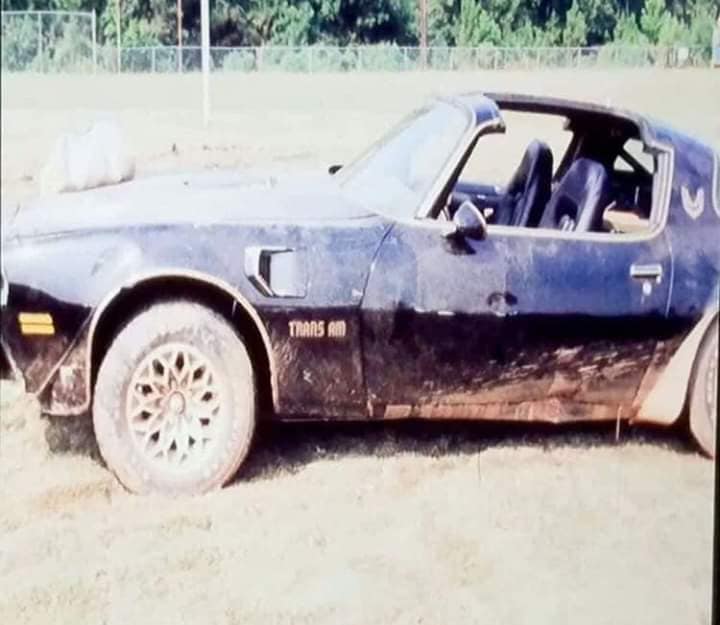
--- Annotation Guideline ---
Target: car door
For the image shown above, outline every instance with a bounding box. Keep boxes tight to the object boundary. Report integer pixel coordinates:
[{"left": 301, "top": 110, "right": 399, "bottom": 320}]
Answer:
[
  {"left": 361, "top": 219, "right": 514, "bottom": 416},
  {"left": 493, "top": 226, "right": 675, "bottom": 411}
]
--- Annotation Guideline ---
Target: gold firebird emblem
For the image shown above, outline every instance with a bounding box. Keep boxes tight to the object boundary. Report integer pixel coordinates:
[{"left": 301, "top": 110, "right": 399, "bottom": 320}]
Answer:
[{"left": 681, "top": 185, "right": 705, "bottom": 220}]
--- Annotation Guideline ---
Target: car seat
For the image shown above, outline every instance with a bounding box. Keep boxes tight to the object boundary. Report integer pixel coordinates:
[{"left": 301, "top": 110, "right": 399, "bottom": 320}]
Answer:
[
  {"left": 495, "top": 140, "right": 553, "bottom": 227},
  {"left": 539, "top": 158, "right": 611, "bottom": 232}
]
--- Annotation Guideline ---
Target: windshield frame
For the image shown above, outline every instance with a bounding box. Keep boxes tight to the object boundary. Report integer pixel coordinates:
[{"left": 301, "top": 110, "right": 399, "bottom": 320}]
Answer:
[{"left": 335, "top": 98, "right": 476, "bottom": 221}]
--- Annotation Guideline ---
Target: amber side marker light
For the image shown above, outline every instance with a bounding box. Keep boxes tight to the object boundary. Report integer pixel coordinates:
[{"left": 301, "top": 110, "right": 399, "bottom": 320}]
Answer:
[{"left": 18, "top": 312, "right": 55, "bottom": 336}]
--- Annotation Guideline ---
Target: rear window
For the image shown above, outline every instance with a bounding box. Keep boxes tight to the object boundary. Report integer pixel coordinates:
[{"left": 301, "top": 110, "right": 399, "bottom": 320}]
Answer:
[{"left": 614, "top": 138, "right": 655, "bottom": 174}]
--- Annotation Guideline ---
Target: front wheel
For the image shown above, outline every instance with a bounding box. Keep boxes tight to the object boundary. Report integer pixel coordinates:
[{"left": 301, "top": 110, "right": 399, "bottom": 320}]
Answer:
[
  {"left": 688, "top": 319, "right": 718, "bottom": 459},
  {"left": 93, "top": 301, "right": 256, "bottom": 495}
]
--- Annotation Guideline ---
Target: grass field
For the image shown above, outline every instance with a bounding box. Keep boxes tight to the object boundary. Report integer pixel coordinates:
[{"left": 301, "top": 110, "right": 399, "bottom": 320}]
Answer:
[{"left": 1, "top": 69, "right": 718, "bottom": 625}]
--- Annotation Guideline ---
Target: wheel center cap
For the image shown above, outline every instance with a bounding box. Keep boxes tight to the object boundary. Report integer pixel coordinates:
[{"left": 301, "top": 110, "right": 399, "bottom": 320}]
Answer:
[{"left": 168, "top": 392, "right": 186, "bottom": 415}]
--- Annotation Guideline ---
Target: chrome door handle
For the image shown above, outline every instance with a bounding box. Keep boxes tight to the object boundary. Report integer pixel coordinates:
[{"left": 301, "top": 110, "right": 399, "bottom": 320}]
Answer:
[{"left": 630, "top": 263, "right": 663, "bottom": 281}]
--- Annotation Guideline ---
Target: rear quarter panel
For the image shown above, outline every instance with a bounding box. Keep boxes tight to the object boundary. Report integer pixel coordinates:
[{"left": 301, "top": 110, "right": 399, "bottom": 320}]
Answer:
[{"left": 636, "top": 127, "right": 720, "bottom": 424}]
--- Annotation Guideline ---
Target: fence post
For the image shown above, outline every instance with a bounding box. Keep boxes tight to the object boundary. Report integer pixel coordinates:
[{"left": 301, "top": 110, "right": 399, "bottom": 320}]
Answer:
[
  {"left": 151, "top": 46, "right": 156, "bottom": 73},
  {"left": 308, "top": 46, "right": 312, "bottom": 72},
  {"left": 37, "top": 12, "right": 42, "bottom": 71},
  {"left": 91, "top": 10, "right": 97, "bottom": 73}
]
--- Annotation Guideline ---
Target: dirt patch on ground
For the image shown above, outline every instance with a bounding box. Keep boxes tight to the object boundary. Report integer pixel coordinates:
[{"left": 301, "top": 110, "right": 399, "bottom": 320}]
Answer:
[{"left": 1, "top": 69, "right": 717, "bottom": 625}]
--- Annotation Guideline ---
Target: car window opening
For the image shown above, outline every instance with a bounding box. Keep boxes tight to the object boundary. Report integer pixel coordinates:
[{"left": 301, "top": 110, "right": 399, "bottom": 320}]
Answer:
[{"left": 441, "top": 109, "right": 661, "bottom": 237}]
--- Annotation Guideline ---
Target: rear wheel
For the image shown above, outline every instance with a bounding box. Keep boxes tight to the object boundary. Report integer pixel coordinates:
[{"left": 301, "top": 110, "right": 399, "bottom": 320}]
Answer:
[
  {"left": 93, "top": 301, "right": 256, "bottom": 495},
  {"left": 688, "top": 319, "right": 718, "bottom": 459}
]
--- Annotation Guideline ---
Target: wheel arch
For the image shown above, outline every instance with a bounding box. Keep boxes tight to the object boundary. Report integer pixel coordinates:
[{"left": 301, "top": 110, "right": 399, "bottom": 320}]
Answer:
[
  {"left": 636, "top": 293, "right": 719, "bottom": 426},
  {"left": 87, "top": 269, "right": 277, "bottom": 417}
]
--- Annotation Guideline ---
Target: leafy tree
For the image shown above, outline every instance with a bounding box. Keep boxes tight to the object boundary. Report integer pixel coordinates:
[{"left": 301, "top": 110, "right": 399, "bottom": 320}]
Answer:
[
  {"left": 455, "top": 0, "right": 501, "bottom": 46},
  {"left": 613, "top": 11, "right": 650, "bottom": 44},
  {"left": 1, "top": 0, "right": 718, "bottom": 50},
  {"left": 640, "top": 0, "right": 666, "bottom": 42},
  {"left": 684, "top": 0, "right": 718, "bottom": 46},
  {"left": 562, "top": 0, "right": 587, "bottom": 46},
  {"left": 574, "top": 0, "right": 619, "bottom": 44},
  {"left": 427, "top": 0, "right": 458, "bottom": 45},
  {"left": 312, "top": 0, "right": 417, "bottom": 44}
]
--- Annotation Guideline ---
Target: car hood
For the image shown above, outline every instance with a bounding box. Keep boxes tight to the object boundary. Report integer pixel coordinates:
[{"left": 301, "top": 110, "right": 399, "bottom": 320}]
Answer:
[{"left": 3, "top": 169, "right": 375, "bottom": 240}]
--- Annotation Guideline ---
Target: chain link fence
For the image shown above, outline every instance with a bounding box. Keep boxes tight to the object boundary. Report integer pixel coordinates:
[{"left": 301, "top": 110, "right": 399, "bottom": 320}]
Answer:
[
  {"left": 7, "top": 43, "right": 716, "bottom": 74},
  {"left": 1, "top": 10, "right": 97, "bottom": 72},
  {"left": 1, "top": 11, "right": 715, "bottom": 73},
  {"left": 103, "top": 44, "right": 714, "bottom": 73}
]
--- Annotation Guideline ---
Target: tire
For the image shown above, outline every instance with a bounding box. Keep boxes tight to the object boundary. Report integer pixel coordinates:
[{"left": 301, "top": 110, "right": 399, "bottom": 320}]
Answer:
[
  {"left": 688, "top": 318, "right": 718, "bottom": 459},
  {"left": 93, "top": 301, "right": 256, "bottom": 495}
]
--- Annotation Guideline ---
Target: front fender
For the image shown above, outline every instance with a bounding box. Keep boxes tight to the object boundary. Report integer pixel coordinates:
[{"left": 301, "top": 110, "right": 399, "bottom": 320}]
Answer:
[
  {"left": 1, "top": 232, "right": 145, "bottom": 396},
  {"left": 1, "top": 227, "right": 270, "bottom": 413}
]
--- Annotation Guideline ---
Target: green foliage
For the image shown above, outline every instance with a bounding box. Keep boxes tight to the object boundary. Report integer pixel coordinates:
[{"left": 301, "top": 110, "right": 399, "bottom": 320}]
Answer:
[
  {"left": 573, "top": 0, "right": 619, "bottom": 44},
  {"left": 312, "top": 0, "right": 417, "bottom": 44},
  {"left": 243, "top": 0, "right": 314, "bottom": 44},
  {"left": 640, "top": 0, "right": 667, "bottom": 42},
  {"left": 357, "top": 43, "right": 407, "bottom": 69},
  {"left": 657, "top": 13, "right": 688, "bottom": 45},
  {"left": 455, "top": 0, "right": 501, "bottom": 46},
  {"left": 307, "top": 46, "right": 356, "bottom": 70},
  {"left": 427, "top": 0, "right": 457, "bottom": 45},
  {"left": 685, "top": 2, "right": 717, "bottom": 46},
  {"left": 1, "top": 14, "right": 38, "bottom": 70},
  {"left": 258, "top": 46, "right": 307, "bottom": 70},
  {"left": 220, "top": 48, "right": 256, "bottom": 71},
  {"left": 1, "top": 0, "right": 718, "bottom": 60},
  {"left": 1, "top": 10, "right": 97, "bottom": 70},
  {"left": 46, "top": 18, "right": 93, "bottom": 68},
  {"left": 613, "top": 12, "right": 649, "bottom": 45},
  {"left": 562, "top": 1, "right": 587, "bottom": 46}
]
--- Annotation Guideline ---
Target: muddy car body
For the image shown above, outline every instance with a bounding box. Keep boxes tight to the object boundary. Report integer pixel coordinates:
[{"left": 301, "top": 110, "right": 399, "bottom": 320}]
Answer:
[{"left": 1, "top": 93, "right": 718, "bottom": 494}]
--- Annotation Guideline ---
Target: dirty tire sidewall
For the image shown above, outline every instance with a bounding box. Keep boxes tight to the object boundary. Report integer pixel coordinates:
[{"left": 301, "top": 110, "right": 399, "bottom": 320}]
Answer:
[
  {"left": 93, "top": 301, "right": 256, "bottom": 495},
  {"left": 689, "top": 319, "right": 718, "bottom": 459}
]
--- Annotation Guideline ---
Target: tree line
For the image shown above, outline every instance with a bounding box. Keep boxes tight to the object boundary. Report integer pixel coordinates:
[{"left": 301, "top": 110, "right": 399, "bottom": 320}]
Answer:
[{"left": 1, "top": 0, "right": 718, "bottom": 48}]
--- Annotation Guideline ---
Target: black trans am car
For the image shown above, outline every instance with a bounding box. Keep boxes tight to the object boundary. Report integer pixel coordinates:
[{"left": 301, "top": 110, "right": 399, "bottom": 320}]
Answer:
[{"left": 1, "top": 93, "right": 718, "bottom": 494}]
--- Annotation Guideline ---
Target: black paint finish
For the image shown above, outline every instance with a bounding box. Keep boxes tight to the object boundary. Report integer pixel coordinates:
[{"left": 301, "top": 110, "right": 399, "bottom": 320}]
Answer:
[{"left": 1, "top": 93, "right": 718, "bottom": 424}]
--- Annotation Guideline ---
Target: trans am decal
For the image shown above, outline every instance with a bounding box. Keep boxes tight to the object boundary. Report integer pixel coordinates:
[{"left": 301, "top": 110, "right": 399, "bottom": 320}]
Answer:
[{"left": 288, "top": 319, "right": 347, "bottom": 339}]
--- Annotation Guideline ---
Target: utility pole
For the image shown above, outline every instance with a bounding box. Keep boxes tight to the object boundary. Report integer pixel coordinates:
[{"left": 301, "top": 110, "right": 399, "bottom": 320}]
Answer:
[
  {"left": 177, "top": 0, "right": 183, "bottom": 72},
  {"left": 419, "top": 0, "right": 428, "bottom": 69}
]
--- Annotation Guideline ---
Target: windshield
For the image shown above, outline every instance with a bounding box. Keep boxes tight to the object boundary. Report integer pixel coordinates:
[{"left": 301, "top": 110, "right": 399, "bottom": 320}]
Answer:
[{"left": 338, "top": 101, "right": 471, "bottom": 219}]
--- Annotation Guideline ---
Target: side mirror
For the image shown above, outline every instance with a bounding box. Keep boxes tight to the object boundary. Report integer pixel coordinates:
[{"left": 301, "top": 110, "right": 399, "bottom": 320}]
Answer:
[
  {"left": 328, "top": 164, "right": 343, "bottom": 175},
  {"left": 448, "top": 200, "right": 488, "bottom": 240}
]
